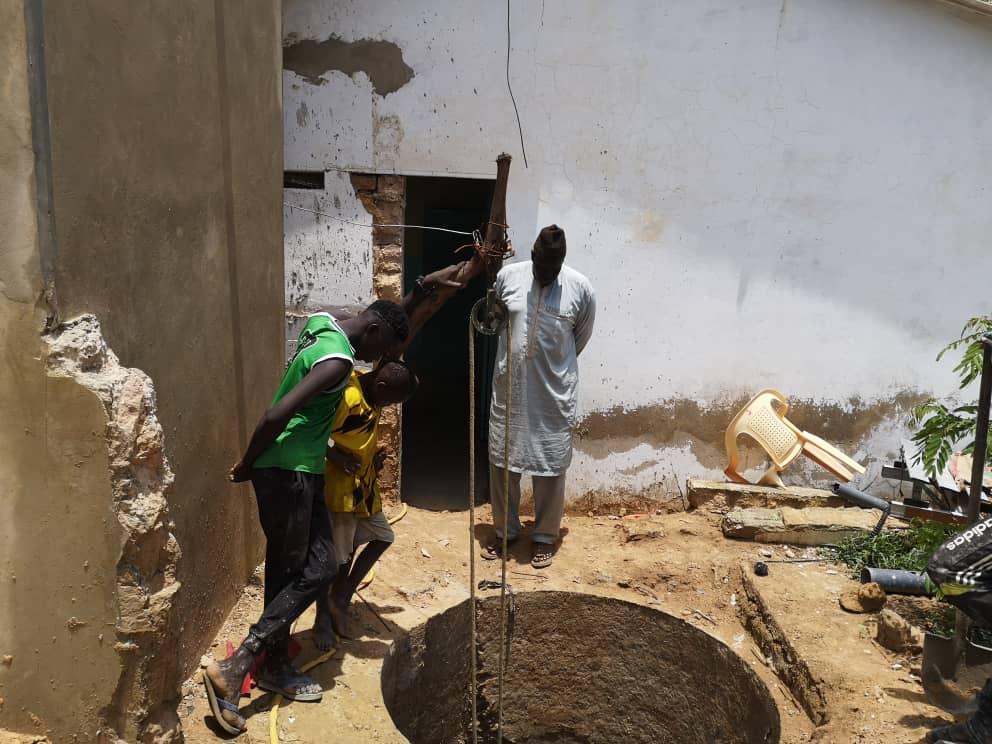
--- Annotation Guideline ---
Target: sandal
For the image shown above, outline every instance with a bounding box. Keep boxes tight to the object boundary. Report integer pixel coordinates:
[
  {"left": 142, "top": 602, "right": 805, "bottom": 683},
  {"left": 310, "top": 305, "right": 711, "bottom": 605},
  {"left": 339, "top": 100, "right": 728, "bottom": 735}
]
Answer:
[
  {"left": 481, "top": 537, "right": 515, "bottom": 561},
  {"left": 531, "top": 545, "right": 554, "bottom": 569},
  {"left": 203, "top": 668, "right": 247, "bottom": 735},
  {"left": 256, "top": 656, "right": 323, "bottom": 702}
]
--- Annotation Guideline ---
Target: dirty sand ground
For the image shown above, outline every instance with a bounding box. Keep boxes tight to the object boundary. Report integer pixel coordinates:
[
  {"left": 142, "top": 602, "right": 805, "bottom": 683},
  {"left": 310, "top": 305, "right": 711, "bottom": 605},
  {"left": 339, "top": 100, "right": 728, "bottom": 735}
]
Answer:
[{"left": 180, "top": 505, "right": 949, "bottom": 744}]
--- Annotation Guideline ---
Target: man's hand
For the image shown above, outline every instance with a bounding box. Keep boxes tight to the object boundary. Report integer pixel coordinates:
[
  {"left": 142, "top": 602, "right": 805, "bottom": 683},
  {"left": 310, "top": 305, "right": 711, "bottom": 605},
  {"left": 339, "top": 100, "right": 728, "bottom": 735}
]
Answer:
[
  {"left": 327, "top": 447, "right": 361, "bottom": 475},
  {"left": 229, "top": 461, "right": 252, "bottom": 483},
  {"left": 374, "top": 447, "right": 388, "bottom": 471},
  {"left": 422, "top": 263, "right": 467, "bottom": 294}
]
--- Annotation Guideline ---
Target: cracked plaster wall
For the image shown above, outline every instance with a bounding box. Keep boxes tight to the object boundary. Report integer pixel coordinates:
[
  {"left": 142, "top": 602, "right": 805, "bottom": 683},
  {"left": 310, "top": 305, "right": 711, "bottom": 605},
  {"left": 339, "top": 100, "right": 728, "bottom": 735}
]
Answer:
[
  {"left": 2, "top": 1, "right": 283, "bottom": 740},
  {"left": 283, "top": 0, "right": 992, "bottom": 503},
  {"left": 1, "top": 9, "right": 122, "bottom": 740}
]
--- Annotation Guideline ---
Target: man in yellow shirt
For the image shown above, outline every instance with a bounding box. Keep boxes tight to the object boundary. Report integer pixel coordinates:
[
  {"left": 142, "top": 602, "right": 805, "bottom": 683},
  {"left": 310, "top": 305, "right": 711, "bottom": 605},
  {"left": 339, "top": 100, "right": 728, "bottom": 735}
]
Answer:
[{"left": 312, "top": 361, "right": 418, "bottom": 648}]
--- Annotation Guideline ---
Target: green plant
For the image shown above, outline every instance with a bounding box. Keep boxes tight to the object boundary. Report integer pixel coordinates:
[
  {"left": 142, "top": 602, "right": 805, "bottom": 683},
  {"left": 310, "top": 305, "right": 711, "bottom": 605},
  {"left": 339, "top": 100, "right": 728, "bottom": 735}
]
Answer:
[
  {"left": 911, "top": 315, "right": 992, "bottom": 479},
  {"left": 829, "top": 519, "right": 959, "bottom": 576}
]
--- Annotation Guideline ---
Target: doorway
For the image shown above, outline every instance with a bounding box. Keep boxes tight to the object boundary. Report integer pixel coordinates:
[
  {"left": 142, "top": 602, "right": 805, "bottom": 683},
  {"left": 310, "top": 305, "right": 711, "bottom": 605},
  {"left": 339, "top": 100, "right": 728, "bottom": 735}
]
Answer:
[{"left": 402, "top": 177, "right": 496, "bottom": 510}]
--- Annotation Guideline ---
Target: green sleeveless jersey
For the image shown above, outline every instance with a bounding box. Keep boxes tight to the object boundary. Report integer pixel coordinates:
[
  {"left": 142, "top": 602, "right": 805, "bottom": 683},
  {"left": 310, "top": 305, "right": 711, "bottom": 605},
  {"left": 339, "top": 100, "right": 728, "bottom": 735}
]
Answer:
[{"left": 253, "top": 313, "right": 355, "bottom": 473}]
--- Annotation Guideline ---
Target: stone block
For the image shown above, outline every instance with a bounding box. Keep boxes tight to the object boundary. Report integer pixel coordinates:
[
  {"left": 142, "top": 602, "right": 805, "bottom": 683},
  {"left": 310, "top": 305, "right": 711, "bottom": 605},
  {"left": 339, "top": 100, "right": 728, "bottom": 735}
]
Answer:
[
  {"left": 876, "top": 609, "right": 923, "bottom": 652},
  {"left": 374, "top": 272, "right": 403, "bottom": 302},
  {"left": 723, "top": 505, "right": 901, "bottom": 545},
  {"left": 374, "top": 243, "right": 403, "bottom": 270},
  {"left": 688, "top": 479, "right": 846, "bottom": 511},
  {"left": 722, "top": 507, "right": 785, "bottom": 540}
]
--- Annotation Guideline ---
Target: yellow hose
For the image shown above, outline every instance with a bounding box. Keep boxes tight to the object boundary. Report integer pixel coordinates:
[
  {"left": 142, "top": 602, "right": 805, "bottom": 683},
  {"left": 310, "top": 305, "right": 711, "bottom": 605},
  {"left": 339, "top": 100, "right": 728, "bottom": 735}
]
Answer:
[
  {"left": 267, "top": 503, "right": 408, "bottom": 741},
  {"left": 357, "top": 566, "right": 376, "bottom": 590},
  {"left": 387, "top": 502, "right": 408, "bottom": 525}
]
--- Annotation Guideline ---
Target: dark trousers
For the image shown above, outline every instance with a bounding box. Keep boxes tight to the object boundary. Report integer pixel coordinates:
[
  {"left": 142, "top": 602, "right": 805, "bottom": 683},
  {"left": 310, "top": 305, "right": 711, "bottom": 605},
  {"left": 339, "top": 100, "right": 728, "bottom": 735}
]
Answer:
[{"left": 247, "top": 468, "right": 337, "bottom": 654}]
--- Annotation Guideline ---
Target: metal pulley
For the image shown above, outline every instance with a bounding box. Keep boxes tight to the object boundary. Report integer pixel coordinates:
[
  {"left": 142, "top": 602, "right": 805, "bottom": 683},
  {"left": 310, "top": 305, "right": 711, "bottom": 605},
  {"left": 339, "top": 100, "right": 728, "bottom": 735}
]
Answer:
[{"left": 471, "top": 289, "right": 508, "bottom": 336}]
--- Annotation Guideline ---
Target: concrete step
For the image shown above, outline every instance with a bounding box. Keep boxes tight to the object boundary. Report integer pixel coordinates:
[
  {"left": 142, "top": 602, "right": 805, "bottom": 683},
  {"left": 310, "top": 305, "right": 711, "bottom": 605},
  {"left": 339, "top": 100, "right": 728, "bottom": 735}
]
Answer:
[
  {"left": 688, "top": 479, "right": 847, "bottom": 511},
  {"left": 722, "top": 505, "right": 903, "bottom": 545}
]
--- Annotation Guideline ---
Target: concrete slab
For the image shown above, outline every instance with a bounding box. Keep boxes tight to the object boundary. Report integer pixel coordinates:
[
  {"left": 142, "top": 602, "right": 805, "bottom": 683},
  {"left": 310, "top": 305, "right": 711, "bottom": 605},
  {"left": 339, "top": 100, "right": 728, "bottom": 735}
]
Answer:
[
  {"left": 724, "top": 506, "right": 903, "bottom": 545},
  {"left": 688, "top": 479, "right": 846, "bottom": 511}
]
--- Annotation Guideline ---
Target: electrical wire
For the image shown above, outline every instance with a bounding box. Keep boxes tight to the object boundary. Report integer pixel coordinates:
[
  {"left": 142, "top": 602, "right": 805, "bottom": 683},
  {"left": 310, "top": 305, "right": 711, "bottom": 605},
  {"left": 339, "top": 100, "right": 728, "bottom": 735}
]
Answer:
[
  {"left": 284, "top": 202, "right": 476, "bottom": 236},
  {"left": 506, "top": 0, "right": 529, "bottom": 168}
]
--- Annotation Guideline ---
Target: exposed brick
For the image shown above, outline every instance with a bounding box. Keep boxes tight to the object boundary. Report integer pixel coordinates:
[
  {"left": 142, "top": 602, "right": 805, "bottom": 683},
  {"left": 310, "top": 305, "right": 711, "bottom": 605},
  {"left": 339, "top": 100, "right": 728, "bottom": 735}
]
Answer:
[
  {"left": 374, "top": 242, "right": 403, "bottom": 256},
  {"left": 349, "top": 171, "right": 406, "bottom": 499},
  {"left": 377, "top": 175, "right": 405, "bottom": 201},
  {"left": 371, "top": 197, "right": 404, "bottom": 225},
  {"left": 353, "top": 190, "right": 377, "bottom": 215},
  {"left": 372, "top": 244, "right": 403, "bottom": 274},
  {"left": 350, "top": 173, "right": 377, "bottom": 191},
  {"left": 373, "top": 272, "right": 403, "bottom": 302},
  {"left": 377, "top": 406, "right": 402, "bottom": 508},
  {"left": 372, "top": 225, "right": 403, "bottom": 245}
]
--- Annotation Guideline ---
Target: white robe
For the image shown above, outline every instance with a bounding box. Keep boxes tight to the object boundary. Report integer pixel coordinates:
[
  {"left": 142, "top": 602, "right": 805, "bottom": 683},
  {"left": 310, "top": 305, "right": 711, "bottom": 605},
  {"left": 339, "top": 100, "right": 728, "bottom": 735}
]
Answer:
[{"left": 488, "top": 261, "right": 596, "bottom": 476}]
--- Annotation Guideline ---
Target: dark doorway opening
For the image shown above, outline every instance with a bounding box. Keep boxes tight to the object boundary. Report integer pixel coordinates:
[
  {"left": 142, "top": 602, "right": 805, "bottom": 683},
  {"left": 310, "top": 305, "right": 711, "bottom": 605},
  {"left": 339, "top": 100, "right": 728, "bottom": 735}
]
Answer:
[{"left": 402, "top": 177, "right": 496, "bottom": 511}]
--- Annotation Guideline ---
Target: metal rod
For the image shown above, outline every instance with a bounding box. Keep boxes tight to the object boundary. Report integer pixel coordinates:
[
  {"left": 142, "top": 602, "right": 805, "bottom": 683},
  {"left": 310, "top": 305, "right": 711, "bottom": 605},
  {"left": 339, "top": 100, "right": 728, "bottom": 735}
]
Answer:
[
  {"left": 496, "top": 315, "right": 512, "bottom": 744},
  {"left": 967, "top": 335, "right": 992, "bottom": 523},
  {"left": 467, "top": 311, "right": 479, "bottom": 744}
]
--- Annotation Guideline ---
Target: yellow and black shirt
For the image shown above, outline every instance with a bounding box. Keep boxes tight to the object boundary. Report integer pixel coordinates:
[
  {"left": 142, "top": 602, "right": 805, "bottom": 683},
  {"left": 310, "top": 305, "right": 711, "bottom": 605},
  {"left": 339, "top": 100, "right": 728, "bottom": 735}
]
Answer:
[{"left": 324, "top": 371, "right": 382, "bottom": 517}]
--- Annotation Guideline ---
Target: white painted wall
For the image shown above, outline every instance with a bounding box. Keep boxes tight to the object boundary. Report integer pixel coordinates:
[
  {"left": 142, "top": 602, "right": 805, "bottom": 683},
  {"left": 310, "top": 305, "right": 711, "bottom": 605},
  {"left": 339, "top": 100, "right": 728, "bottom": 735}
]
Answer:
[
  {"left": 284, "top": 169, "right": 374, "bottom": 310},
  {"left": 283, "top": 0, "right": 992, "bottom": 500}
]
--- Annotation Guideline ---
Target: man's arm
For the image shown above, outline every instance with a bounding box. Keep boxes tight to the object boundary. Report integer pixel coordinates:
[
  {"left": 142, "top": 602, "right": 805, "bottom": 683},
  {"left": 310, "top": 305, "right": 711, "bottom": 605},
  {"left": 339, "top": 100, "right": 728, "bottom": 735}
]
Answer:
[
  {"left": 229, "top": 358, "right": 352, "bottom": 482},
  {"left": 400, "top": 262, "right": 470, "bottom": 318},
  {"left": 574, "top": 286, "right": 596, "bottom": 357},
  {"left": 391, "top": 258, "right": 490, "bottom": 358}
]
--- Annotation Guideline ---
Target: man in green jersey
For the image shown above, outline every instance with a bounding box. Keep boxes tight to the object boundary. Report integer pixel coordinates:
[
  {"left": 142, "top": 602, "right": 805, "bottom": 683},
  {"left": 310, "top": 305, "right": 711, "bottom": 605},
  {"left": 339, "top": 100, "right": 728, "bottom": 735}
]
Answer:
[{"left": 203, "top": 300, "right": 408, "bottom": 735}]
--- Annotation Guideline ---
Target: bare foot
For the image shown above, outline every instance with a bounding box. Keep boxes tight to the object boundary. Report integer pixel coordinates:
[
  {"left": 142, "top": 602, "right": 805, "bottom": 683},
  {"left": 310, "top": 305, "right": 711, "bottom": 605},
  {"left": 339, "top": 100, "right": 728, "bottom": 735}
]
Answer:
[
  {"left": 329, "top": 600, "right": 358, "bottom": 640},
  {"left": 312, "top": 602, "right": 338, "bottom": 651}
]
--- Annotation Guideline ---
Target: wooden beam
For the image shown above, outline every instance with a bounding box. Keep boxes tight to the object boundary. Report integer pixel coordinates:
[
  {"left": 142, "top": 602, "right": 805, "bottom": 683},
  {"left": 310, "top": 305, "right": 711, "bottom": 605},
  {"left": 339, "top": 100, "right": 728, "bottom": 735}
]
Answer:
[{"left": 394, "top": 153, "right": 512, "bottom": 355}]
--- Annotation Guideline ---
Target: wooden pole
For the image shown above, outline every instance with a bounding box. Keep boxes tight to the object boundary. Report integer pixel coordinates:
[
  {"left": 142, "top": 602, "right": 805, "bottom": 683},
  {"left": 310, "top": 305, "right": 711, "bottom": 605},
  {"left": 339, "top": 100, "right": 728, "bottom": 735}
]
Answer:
[{"left": 394, "top": 153, "right": 512, "bottom": 355}]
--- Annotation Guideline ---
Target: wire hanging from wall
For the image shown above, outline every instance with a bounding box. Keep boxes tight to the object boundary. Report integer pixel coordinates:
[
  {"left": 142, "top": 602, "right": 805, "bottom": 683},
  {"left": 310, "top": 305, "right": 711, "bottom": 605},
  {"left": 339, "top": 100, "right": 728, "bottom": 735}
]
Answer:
[
  {"left": 506, "top": 0, "right": 529, "bottom": 168},
  {"left": 284, "top": 202, "right": 476, "bottom": 236}
]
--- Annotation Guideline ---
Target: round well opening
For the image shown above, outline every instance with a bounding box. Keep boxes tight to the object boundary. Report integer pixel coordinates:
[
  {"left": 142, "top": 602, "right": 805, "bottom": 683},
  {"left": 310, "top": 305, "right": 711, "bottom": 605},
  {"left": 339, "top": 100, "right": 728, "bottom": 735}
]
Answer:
[{"left": 382, "top": 591, "right": 780, "bottom": 744}]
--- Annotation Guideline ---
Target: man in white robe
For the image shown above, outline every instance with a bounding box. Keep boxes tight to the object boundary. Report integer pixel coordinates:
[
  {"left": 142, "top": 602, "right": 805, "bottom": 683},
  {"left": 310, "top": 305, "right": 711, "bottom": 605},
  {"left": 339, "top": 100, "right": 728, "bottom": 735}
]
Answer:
[{"left": 483, "top": 225, "right": 595, "bottom": 568}]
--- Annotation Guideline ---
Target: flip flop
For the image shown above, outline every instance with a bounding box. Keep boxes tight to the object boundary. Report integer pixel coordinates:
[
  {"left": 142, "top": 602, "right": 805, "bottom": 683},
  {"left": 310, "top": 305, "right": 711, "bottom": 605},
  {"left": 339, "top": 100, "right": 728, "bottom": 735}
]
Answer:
[
  {"left": 256, "top": 671, "right": 323, "bottom": 702},
  {"left": 203, "top": 670, "right": 247, "bottom": 735}
]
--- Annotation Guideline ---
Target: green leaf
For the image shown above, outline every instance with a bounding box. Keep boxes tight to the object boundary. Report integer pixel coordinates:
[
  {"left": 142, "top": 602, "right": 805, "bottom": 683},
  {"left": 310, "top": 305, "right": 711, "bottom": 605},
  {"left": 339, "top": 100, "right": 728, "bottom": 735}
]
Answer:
[{"left": 914, "top": 314, "right": 992, "bottom": 477}]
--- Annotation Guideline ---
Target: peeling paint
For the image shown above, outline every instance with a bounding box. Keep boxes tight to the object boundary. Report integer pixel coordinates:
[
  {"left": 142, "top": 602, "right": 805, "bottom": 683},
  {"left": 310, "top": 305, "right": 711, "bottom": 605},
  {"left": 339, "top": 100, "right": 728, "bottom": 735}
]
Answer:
[
  {"left": 564, "top": 393, "right": 928, "bottom": 507},
  {"left": 372, "top": 113, "right": 405, "bottom": 169},
  {"left": 295, "top": 100, "right": 309, "bottom": 127},
  {"left": 283, "top": 35, "right": 414, "bottom": 95}
]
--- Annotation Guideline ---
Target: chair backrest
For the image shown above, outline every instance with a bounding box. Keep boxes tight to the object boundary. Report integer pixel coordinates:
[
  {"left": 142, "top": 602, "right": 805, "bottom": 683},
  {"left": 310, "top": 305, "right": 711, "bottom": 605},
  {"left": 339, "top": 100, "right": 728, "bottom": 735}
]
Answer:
[{"left": 726, "top": 389, "right": 802, "bottom": 469}]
